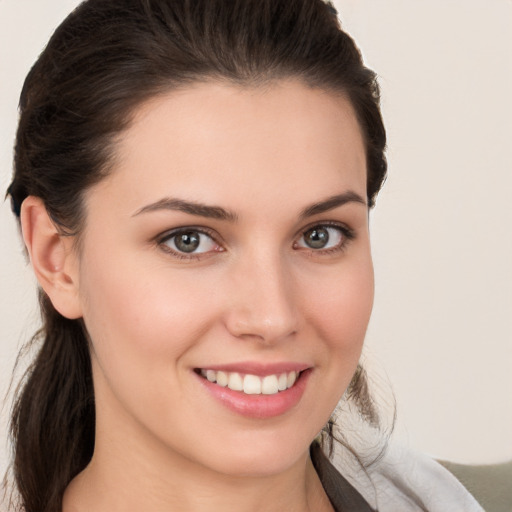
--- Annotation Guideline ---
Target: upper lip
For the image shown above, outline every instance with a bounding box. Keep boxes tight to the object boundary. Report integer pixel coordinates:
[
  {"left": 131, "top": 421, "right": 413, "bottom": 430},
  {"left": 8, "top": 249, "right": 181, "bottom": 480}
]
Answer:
[{"left": 195, "top": 361, "right": 311, "bottom": 376}]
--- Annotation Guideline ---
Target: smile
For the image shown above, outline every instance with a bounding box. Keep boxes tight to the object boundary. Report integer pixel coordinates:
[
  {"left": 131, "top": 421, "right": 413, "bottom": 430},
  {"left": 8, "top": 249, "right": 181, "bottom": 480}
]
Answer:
[
  {"left": 194, "top": 364, "right": 312, "bottom": 418},
  {"left": 199, "top": 369, "right": 300, "bottom": 395}
]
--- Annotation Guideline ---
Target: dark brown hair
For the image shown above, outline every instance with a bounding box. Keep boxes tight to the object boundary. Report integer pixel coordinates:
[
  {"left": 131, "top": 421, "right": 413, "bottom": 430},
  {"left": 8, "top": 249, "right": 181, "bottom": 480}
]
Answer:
[{"left": 5, "top": 1, "right": 387, "bottom": 510}]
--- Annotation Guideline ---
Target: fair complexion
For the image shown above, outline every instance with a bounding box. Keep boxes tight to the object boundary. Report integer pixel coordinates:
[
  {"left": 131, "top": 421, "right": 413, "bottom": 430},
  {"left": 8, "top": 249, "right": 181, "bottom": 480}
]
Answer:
[{"left": 23, "top": 80, "right": 373, "bottom": 512}]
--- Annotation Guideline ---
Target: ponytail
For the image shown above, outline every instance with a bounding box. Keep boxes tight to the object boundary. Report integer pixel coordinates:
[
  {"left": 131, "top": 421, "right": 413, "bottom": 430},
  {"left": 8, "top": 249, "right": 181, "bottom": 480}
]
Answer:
[{"left": 9, "top": 293, "right": 94, "bottom": 512}]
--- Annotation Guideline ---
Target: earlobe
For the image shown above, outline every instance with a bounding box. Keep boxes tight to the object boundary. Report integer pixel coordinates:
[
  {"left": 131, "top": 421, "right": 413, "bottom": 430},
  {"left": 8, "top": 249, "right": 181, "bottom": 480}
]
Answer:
[{"left": 20, "top": 196, "right": 83, "bottom": 319}]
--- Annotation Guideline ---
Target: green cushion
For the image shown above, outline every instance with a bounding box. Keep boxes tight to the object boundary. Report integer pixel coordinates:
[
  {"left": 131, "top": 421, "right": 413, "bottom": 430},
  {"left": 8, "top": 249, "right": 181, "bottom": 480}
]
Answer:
[{"left": 438, "top": 459, "right": 512, "bottom": 512}]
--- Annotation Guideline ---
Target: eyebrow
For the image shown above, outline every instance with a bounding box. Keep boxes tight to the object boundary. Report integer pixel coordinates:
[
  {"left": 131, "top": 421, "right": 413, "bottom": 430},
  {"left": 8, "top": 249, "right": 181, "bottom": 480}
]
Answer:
[
  {"left": 299, "top": 191, "right": 367, "bottom": 219},
  {"left": 133, "top": 197, "right": 238, "bottom": 221},
  {"left": 133, "top": 190, "right": 366, "bottom": 222}
]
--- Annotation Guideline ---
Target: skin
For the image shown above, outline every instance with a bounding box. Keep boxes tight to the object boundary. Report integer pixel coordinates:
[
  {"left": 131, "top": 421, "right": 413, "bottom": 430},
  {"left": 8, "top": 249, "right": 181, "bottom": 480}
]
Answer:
[{"left": 22, "top": 80, "right": 373, "bottom": 512}]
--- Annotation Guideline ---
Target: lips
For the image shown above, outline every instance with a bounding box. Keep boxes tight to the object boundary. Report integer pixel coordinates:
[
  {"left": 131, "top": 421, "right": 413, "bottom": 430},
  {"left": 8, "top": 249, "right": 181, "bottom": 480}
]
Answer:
[{"left": 194, "top": 364, "right": 312, "bottom": 419}]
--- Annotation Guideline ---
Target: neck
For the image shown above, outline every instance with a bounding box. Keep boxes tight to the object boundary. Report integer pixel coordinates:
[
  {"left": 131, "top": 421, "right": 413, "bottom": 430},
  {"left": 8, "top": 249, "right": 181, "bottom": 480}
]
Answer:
[{"left": 63, "top": 442, "right": 331, "bottom": 512}]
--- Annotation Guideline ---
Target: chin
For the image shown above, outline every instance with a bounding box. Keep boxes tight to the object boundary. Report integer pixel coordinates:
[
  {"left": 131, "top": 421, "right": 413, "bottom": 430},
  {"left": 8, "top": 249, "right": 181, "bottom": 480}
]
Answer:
[{"left": 195, "top": 429, "right": 314, "bottom": 478}]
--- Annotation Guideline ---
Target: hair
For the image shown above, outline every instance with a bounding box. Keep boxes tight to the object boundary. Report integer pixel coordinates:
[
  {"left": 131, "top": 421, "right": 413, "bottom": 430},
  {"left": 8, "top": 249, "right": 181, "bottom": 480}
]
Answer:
[{"left": 5, "top": 1, "right": 388, "bottom": 511}]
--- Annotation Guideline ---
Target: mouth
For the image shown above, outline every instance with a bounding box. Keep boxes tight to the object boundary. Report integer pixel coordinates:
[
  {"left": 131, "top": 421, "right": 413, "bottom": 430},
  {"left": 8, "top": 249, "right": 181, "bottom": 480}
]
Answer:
[
  {"left": 194, "top": 365, "right": 312, "bottom": 418},
  {"left": 195, "top": 368, "right": 302, "bottom": 395}
]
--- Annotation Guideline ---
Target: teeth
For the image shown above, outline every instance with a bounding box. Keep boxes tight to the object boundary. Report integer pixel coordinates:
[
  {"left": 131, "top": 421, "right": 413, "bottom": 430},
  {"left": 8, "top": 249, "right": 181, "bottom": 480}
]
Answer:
[
  {"left": 243, "top": 374, "right": 261, "bottom": 394},
  {"left": 277, "top": 373, "right": 287, "bottom": 391},
  {"left": 228, "top": 372, "right": 243, "bottom": 391},
  {"left": 262, "top": 375, "right": 279, "bottom": 395},
  {"left": 216, "top": 371, "right": 228, "bottom": 387},
  {"left": 200, "top": 369, "right": 300, "bottom": 395},
  {"left": 287, "top": 371, "right": 297, "bottom": 388}
]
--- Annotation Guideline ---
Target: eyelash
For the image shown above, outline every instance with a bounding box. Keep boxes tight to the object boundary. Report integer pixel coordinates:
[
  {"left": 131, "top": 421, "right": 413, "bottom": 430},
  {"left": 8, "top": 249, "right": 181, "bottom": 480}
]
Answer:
[
  {"left": 294, "top": 221, "right": 355, "bottom": 256},
  {"left": 156, "top": 222, "right": 355, "bottom": 260},
  {"left": 157, "top": 226, "right": 222, "bottom": 261}
]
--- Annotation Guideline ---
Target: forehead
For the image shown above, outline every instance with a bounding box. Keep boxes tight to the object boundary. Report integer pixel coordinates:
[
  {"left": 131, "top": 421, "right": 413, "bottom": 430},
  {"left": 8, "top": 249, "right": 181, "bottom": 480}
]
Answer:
[{"left": 88, "top": 80, "right": 367, "bottom": 218}]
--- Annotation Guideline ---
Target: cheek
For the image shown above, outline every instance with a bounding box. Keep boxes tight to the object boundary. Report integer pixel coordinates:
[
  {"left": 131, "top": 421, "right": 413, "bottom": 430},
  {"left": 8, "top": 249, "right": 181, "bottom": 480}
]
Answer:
[
  {"left": 77, "top": 256, "right": 226, "bottom": 438},
  {"left": 77, "top": 254, "right": 216, "bottom": 386},
  {"left": 291, "top": 256, "right": 374, "bottom": 433},
  {"left": 303, "top": 257, "right": 374, "bottom": 352}
]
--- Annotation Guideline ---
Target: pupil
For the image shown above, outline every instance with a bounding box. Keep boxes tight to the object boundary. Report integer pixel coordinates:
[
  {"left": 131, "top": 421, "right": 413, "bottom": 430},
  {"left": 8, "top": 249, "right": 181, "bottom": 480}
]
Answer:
[
  {"left": 175, "top": 231, "right": 200, "bottom": 253},
  {"left": 305, "top": 227, "right": 329, "bottom": 249}
]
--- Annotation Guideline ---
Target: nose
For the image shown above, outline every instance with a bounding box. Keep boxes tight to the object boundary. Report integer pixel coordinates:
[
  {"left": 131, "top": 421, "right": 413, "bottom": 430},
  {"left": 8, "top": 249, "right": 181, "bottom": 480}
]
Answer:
[{"left": 223, "top": 252, "right": 298, "bottom": 345}]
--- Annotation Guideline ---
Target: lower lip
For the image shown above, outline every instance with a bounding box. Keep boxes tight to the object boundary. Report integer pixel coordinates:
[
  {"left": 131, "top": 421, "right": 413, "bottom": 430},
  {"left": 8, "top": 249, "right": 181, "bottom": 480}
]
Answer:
[{"left": 195, "top": 369, "right": 312, "bottom": 419}]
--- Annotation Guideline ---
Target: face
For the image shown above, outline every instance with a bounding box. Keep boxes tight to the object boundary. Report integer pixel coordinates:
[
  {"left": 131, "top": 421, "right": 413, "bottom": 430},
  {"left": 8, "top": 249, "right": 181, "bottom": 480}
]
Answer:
[{"left": 75, "top": 80, "right": 373, "bottom": 478}]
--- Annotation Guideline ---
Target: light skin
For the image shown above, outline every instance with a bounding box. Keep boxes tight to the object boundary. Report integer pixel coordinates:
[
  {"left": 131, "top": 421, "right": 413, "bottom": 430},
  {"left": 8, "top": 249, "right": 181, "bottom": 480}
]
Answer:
[{"left": 21, "top": 80, "right": 373, "bottom": 512}]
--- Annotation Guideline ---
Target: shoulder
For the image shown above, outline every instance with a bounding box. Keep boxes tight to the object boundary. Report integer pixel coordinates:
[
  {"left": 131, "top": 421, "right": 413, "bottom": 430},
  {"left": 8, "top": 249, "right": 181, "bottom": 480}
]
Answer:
[{"left": 319, "top": 440, "right": 486, "bottom": 512}]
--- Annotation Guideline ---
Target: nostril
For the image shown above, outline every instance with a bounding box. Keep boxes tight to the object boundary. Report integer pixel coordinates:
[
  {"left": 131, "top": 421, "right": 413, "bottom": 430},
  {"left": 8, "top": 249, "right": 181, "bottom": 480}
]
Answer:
[{"left": 224, "top": 307, "right": 298, "bottom": 345}]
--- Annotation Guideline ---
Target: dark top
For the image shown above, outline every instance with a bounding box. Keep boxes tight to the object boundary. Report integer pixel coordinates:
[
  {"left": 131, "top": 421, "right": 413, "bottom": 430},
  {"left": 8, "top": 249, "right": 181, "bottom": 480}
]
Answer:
[{"left": 310, "top": 442, "right": 376, "bottom": 512}]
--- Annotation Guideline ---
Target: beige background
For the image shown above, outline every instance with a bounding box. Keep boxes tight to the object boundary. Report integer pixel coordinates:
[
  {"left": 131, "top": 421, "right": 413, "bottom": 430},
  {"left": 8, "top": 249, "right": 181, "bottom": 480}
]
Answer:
[{"left": 1, "top": 0, "right": 511, "bottom": 479}]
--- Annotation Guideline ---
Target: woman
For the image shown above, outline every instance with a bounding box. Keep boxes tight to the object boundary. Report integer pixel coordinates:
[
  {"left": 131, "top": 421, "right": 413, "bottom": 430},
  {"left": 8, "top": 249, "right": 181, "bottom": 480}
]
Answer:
[{"left": 4, "top": 1, "right": 484, "bottom": 511}]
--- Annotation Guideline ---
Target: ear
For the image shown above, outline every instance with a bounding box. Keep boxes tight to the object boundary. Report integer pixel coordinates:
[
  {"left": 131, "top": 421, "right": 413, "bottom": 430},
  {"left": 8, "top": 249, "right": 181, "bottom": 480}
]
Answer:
[{"left": 20, "top": 196, "right": 83, "bottom": 319}]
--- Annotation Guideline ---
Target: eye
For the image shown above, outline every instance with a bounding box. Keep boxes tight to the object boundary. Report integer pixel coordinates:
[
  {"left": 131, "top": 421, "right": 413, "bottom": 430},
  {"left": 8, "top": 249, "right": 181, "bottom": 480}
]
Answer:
[
  {"left": 295, "top": 224, "right": 352, "bottom": 252},
  {"left": 159, "top": 228, "right": 221, "bottom": 256}
]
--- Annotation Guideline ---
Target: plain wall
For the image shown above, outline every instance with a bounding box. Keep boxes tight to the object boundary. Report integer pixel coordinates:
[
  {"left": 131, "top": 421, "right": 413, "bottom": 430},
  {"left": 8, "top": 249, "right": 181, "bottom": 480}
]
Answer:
[{"left": 1, "top": 0, "right": 511, "bottom": 481}]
